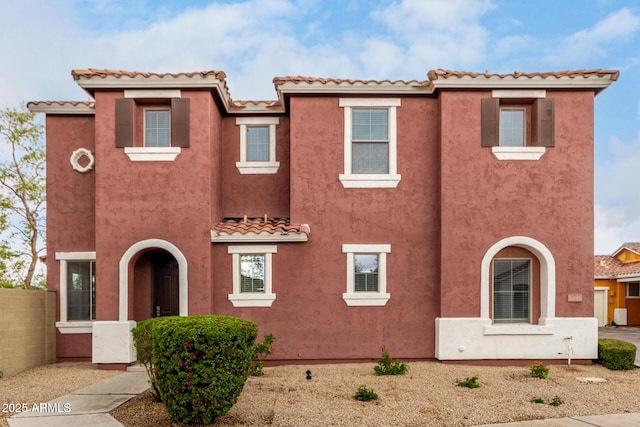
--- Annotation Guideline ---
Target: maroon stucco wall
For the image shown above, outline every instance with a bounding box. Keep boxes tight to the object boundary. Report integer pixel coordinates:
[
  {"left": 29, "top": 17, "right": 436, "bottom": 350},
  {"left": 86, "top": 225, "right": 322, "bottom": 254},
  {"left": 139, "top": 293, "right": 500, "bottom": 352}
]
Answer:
[
  {"left": 213, "top": 96, "right": 441, "bottom": 360},
  {"left": 438, "top": 90, "right": 595, "bottom": 318},
  {"left": 45, "top": 115, "right": 95, "bottom": 359},
  {"left": 221, "top": 117, "right": 290, "bottom": 217},
  {"left": 92, "top": 90, "right": 218, "bottom": 321}
]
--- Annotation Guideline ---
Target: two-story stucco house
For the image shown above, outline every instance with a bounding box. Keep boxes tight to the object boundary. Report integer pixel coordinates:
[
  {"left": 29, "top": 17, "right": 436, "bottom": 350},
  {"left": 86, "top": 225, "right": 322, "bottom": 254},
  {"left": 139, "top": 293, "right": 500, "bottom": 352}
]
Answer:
[{"left": 28, "top": 68, "right": 618, "bottom": 368}]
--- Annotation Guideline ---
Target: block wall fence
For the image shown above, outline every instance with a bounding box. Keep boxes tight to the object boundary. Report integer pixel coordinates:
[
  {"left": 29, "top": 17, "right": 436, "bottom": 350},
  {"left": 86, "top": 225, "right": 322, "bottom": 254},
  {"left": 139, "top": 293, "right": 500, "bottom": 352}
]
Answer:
[{"left": 0, "top": 288, "right": 56, "bottom": 378}]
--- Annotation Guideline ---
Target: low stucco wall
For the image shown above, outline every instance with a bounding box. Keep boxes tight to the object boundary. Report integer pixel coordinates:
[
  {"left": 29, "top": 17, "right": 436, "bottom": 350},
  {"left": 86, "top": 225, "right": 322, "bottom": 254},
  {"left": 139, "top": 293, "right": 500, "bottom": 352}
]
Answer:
[
  {"left": 435, "top": 317, "right": 598, "bottom": 361},
  {"left": 0, "top": 288, "right": 56, "bottom": 377}
]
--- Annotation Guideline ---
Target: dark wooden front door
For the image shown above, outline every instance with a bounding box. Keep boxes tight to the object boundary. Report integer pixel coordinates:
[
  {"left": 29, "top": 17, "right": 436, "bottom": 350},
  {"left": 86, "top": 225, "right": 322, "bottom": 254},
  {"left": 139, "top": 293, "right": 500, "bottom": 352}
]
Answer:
[{"left": 152, "top": 252, "right": 179, "bottom": 317}]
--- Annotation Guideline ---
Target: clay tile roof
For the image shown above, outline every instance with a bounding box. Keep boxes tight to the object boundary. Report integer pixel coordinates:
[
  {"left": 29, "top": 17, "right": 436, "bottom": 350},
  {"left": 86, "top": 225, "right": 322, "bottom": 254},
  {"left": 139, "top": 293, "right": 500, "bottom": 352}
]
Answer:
[
  {"left": 28, "top": 100, "right": 95, "bottom": 108},
  {"left": 71, "top": 68, "right": 227, "bottom": 81},
  {"left": 595, "top": 255, "right": 640, "bottom": 278},
  {"left": 272, "top": 76, "right": 427, "bottom": 87},
  {"left": 427, "top": 68, "right": 620, "bottom": 81},
  {"left": 212, "top": 217, "right": 309, "bottom": 242}
]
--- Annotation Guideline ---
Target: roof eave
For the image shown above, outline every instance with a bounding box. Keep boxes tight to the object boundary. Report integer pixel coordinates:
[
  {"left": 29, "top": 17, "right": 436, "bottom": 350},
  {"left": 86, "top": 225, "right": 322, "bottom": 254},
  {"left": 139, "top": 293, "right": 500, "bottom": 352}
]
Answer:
[
  {"left": 431, "top": 76, "right": 617, "bottom": 94},
  {"left": 210, "top": 231, "right": 308, "bottom": 243},
  {"left": 27, "top": 102, "right": 95, "bottom": 115},
  {"left": 74, "top": 74, "right": 235, "bottom": 111}
]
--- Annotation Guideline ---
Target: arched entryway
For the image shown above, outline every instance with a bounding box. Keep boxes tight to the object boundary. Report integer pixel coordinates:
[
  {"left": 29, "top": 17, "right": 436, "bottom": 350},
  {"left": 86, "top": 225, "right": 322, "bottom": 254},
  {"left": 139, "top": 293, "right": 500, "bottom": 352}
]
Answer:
[{"left": 119, "top": 239, "right": 188, "bottom": 322}]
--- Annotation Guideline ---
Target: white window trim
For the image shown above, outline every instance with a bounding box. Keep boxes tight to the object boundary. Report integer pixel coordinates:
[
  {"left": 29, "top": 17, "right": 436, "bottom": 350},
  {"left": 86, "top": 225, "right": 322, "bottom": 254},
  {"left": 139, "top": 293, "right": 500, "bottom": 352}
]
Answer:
[
  {"left": 124, "top": 146, "right": 181, "bottom": 161},
  {"left": 235, "top": 117, "right": 280, "bottom": 174},
  {"left": 228, "top": 245, "right": 277, "bottom": 307},
  {"left": 55, "top": 251, "right": 96, "bottom": 334},
  {"left": 342, "top": 244, "right": 391, "bottom": 306},
  {"left": 491, "top": 146, "right": 546, "bottom": 161},
  {"left": 338, "top": 99, "right": 401, "bottom": 188}
]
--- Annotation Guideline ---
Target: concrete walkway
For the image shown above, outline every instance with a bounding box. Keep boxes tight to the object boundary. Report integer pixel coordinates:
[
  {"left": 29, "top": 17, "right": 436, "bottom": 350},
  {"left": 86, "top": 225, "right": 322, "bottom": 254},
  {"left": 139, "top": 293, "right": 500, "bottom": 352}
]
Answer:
[
  {"left": 8, "top": 329, "right": 640, "bottom": 427},
  {"left": 8, "top": 370, "right": 149, "bottom": 427}
]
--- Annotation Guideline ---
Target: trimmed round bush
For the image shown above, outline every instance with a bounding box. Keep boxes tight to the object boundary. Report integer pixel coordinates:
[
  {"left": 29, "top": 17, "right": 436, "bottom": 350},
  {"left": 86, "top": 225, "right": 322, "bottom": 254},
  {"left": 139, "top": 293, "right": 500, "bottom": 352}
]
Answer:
[
  {"left": 598, "top": 338, "right": 637, "bottom": 370},
  {"left": 151, "top": 315, "right": 258, "bottom": 424}
]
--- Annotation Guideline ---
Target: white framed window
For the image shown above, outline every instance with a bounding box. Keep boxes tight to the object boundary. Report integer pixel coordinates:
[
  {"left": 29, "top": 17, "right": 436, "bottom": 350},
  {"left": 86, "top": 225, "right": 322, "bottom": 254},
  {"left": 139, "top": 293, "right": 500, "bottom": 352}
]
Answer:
[
  {"left": 342, "top": 244, "right": 391, "bottom": 306},
  {"left": 236, "top": 117, "right": 280, "bottom": 174},
  {"left": 493, "top": 259, "right": 531, "bottom": 323},
  {"left": 228, "top": 245, "right": 277, "bottom": 307},
  {"left": 55, "top": 252, "right": 96, "bottom": 334},
  {"left": 626, "top": 282, "right": 640, "bottom": 298},
  {"left": 144, "top": 109, "right": 170, "bottom": 147},
  {"left": 339, "top": 99, "right": 401, "bottom": 188}
]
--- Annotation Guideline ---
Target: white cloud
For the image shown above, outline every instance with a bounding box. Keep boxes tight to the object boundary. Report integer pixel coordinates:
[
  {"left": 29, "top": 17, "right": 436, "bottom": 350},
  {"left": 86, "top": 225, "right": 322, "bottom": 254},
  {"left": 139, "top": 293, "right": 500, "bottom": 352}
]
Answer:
[
  {"left": 546, "top": 8, "right": 640, "bottom": 64},
  {"left": 595, "top": 130, "right": 640, "bottom": 253}
]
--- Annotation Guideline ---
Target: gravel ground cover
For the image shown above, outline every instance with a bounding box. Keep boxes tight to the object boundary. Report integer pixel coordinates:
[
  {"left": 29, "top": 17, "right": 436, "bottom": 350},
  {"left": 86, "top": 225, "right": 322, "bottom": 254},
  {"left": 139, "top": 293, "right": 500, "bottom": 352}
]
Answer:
[
  {"left": 0, "top": 362, "right": 119, "bottom": 427},
  {"left": 3, "top": 361, "right": 640, "bottom": 427},
  {"left": 112, "top": 361, "right": 640, "bottom": 427}
]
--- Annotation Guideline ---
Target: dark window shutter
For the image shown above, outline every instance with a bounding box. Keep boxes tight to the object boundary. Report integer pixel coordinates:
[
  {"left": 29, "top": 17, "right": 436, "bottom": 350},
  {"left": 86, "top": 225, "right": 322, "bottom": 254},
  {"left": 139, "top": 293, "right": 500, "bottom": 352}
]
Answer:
[
  {"left": 171, "top": 98, "right": 190, "bottom": 148},
  {"left": 533, "top": 98, "right": 554, "bottom": 147},
  {"left": 115, "top": 99, "right": 134, "bottom": 148},
  {"left": 481, "top": 98, "right": 499, "bottom": 147}
]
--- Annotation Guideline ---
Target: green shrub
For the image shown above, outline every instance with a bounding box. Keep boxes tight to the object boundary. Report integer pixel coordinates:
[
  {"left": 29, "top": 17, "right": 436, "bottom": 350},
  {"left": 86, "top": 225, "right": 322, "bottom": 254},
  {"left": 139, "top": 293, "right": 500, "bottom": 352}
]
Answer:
[
  {"left": 455, "top": 375, "right": 480, "bottom": 389},
  {"left": 374, "top": 346, "right": 408, "bottom": 376},
  {"left": 354, "top": 385, "right": 378, "bottom": 401},
  {"left": 598, "top": 338, "right": 637, "bottom": 370},
  {"left": 131, "top": 318, "right": 163, "bottom": 400},
  {"left": 530, "top": 397, "right": 545, "bottom": 404},
  {"left": 251, "top": 333, "right": 276, "bottom": 376},
  {"left": 151, "top": 315, "right": 258, "bottom": 425},
  {"left": 549, "top": 396, "right": 564, "bottom": 407},
  {"left": 529, "top": 361, "right": 550, "bottom": 379}
]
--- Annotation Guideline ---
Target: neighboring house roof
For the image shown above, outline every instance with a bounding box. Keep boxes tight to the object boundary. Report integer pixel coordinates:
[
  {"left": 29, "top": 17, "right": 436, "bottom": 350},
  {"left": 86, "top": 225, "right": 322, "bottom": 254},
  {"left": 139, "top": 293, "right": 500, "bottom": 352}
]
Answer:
[
  {"left": 595, "top": 242, "right": 640, "bottom": 279},
  {"left": 211, "top": 217, "right": 309, "bottom": 243},
  {"left": 612, "top": 242, "right": 640, "bottom": 258},
  {"left": 27, "top": 68, "right": 620, "bottom": 116}
]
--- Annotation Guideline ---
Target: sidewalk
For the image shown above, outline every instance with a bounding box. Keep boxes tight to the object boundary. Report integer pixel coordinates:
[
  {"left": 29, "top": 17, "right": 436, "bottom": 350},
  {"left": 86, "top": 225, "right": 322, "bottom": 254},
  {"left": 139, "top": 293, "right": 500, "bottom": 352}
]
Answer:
[
  {"left": 473, "top": 413, "right": 640, "bottom": 426},
  {"left": 8, "top": 370, "right": 149, "bottom": 427}
]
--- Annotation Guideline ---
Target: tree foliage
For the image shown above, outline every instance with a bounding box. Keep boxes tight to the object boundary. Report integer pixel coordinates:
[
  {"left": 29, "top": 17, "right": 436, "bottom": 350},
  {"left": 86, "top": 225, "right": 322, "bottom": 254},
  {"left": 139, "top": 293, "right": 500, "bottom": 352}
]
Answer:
[{"left": 0, "top": 105, "right": 45, "bottom": 288}]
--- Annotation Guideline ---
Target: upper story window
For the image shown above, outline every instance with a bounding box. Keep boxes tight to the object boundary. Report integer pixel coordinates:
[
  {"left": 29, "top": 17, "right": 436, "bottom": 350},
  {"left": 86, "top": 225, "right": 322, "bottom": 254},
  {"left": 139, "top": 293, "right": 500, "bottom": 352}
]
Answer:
[
  {"left": 115, "top": 92, "right": 189, "bottom": 161},
  {"left": 236, "top": 117, "right": 280, "bottom": 174},
  {"left": 482, "top": 91, "right": 553, "bottom": 161},
  {"left": 493, "top": 259, "right": 531, "bottom": 323},
  {"left": 500, "top": 109, "right": 525, "bottom": 147},
  {"left": 144, "top": 109, "right": 170, "bottom": 147},
  {"left": 339, "top": 99, "right": 401, "bottom": 188}
]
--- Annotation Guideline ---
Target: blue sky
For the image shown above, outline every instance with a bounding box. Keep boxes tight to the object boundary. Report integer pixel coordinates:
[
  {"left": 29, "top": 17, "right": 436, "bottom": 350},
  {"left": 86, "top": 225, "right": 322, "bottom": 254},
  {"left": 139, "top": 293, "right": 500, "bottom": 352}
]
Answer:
[{"left": 1, "top": 0, "right": 639, "bottom": 254}]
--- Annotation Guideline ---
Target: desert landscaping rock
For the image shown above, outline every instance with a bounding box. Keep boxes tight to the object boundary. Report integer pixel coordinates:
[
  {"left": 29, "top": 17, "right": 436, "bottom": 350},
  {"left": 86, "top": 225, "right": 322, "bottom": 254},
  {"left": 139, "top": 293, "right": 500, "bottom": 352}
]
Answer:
[{"left": 4, "top": 361, "right": 640, "bottom": 427}]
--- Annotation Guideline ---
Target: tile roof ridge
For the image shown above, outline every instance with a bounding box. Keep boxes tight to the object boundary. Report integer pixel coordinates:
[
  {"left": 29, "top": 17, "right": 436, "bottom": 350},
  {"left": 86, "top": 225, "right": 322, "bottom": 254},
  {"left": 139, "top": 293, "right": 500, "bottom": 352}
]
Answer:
[
  {"left": 272, "top": 75, "right": 427, "bottom": 86},
  {"left": 71, "top": 68, "right": 227, "bottom": 81},
  {"left": 427, "top": 68, "right": 620, "bottom": 81}
]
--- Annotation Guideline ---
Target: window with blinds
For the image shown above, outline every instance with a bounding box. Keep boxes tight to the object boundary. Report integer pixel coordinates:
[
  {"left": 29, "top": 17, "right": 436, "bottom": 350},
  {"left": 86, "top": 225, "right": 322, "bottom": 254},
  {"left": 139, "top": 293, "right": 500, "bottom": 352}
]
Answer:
[
  {"left": 493, "top": 259, "right": 530, "bottom": 323},
  {"left": 67, "top": 261, "right": 96, "bottom": 321},
  {"left": 351, "top": 108, "right": 389, "bottom": 174},
  {"left": 240, "top": 254, "right": 265, "bottom": 293},
  {"left": 354, "top": 254, "right": 379, "bottom": 292},
  {"left": 246, "top": 126, "right": 270, "bottom": 161},
  {"left": 500, "top": 109, "right": 525, "bottom": 147},
  {"left": 145, "top": 109, "right": 170, "bottom": 147}
]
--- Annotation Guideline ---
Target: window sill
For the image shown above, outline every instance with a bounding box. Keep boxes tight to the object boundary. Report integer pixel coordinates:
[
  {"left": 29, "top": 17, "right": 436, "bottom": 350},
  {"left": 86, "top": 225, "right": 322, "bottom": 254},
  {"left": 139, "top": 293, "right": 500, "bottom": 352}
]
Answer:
[
  {"left": 339, "top": 174, "right": 401, "bottom": 188},
  {"left": 228, "top": 293, "right": 276, "bottom": 307},
  {"left": 56, "top": 321, "right": 94, "bottom": 334},
  {"left": 342, "top": 292, "right": 390, "bottom": 306},
  {"left": 236, "top": 161, "right": 280, "bottom": 175},
  {"left": 124, "top": 147, "right": 181, "bottom": 162},
  {"left": 483, "top": 324, "right": 554, "bottom": 335},
  {"left": 491, "top": 146, "right": 546, "bottom": 161}
]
